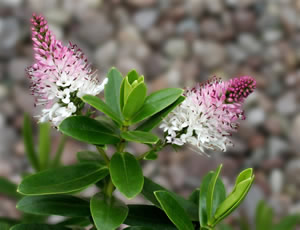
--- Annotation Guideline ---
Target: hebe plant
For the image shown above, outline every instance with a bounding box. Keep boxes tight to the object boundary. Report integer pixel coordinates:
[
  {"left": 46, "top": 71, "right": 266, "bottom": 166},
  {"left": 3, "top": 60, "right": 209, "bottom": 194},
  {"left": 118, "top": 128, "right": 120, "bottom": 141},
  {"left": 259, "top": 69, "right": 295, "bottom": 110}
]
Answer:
[
  {"left": 5, "top": 14, "right": 257, "bottom": 230},
  {"left": 11, "top": 68, "right": 254, "bottom": 230}
]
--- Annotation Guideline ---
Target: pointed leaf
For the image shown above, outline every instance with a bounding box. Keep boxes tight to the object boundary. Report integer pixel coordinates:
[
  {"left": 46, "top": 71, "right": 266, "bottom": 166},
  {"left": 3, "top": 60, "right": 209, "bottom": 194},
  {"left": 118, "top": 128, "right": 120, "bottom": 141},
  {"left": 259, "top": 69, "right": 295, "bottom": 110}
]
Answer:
[
  {"left": 121, "top": 131, "right": 159, "bottom": 144},
  {"left": 143, "top": 150, "right": 158, "bottom": 160},
  {"left": 82, "top": 95, "right": 123, "bottom": 125},
  {"left": 0, "top": 222, "right": 10, "bottom": 230},
  {"left": 0, "top": 177, "right": 21, "bottom": 199},
  {"left": 122, "top": 82, "right": 147, "bottom": 120},
  {"left": 23, "top": 114, "right": 39, "bottom": 171},
  {"left": 131, "top": 88, "right": 183, "bottom": 124},
  {"left": 206, "top": 165, "right": 226, "bottom": 225},
  {"left": 255, "top": 200, "right": 273, "bottom": 230},
  {"left": 154, "top": 191, "right": 194, "bottom": 230},
  {"left": 91, "top": 192, "right": 128, "bottom": 230},
  {"left": 76, "top": 151, "right": 106, "bottom": 165},
  {"left": 18, "top": 163, "right": 109, "bottom": 195},
  {"left": 137, "top": 96, "right": 185, "bottom": 132},
  {"left": 125, "top": 205, "right": 176, "bottom": 230},
  {"left": 56, "top": 217, "right": 90, "bottom": 227},
  {"left": 59, "top": 116, "right": 120, "bottom": 145},
  {"left": 110, "top": 152, "right": 144, "bottom": 199},
  {"left": 105, "top": 67, "right": 123, "bottom": 118},
  {"left": 142, "top": 177, "right": 198, "bottom": 221},
  {"left": 17, "top": 195, "right": 90, "bottom": 217}
]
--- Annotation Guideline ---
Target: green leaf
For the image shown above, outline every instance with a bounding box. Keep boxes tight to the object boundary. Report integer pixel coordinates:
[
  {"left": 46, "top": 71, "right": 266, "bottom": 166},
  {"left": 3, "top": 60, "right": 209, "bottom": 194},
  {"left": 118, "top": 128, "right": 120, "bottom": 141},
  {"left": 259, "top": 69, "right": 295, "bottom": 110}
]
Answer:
[
  {"left": 105, "top": 67, "right": 123, "bottom": 118},
  {"left": 90, "top": 192, "right": 128, "bottom": 230},
  {"left": 38, "top": 122, "right": 51, "bottom": 170},
  {"left": 255, "top": 200, "right": 273, "bottom": 230},
  {"left": 56, "top": 217, "right": 90, "bottom": 227},
  {"left": 214, "top": 169, "right": 254, "bottom": 225},
  {"left": 127, "top": 70, "right": 140, "bottom": 84},
  {"left": 273, "top": 215, "right": 300, "bottom": 230},
  {"left": 59, "top": 116, "right": 120, "bottom": 145},
  {"left": 76, "top": 151, "right": 106, "bottom": 165},
  {"left": 188, "top": 188, "right": 200, "bottom": 205},
  {"left": 206, "top": 165, "right": 226, "bottom": 225},
  {"left": 131, "top": 88, "right": 184, "bottom": 124},
  {"left": 17, "top": 195, "right": 90, "bottom": 217},
  {"left": 125, "top": 205, "right": 176, "bottom": 230},
  {"left": 52, "top": 134, "right": 67, "bottom": 168},
  {"left": 10, "top": 224, "right": 70, "bottom": 230},
  {"left": 137, "top": 96, "right": 185, "bottom": 132},
  {"left": 199, "top": 172, "right": 213, "bottom": 227},
  {"left": 82, "top": 95, "right": 123, "bottom": 125},
  {"left": 18, "top": 163, "right": 109, "bottom": 195},
  {"left": 217, "top": 223, "right": 234, "bottom": 230},
  {"left": 0, "top": 177, "right": 21, "bottom": 199},
  {"left": 142, "top": 177, "right": 198, "bottom": 221},
  {"left": 121, "top": 131, "right": 159, "bottom": 144},
  {"left": 154, "top": 191, "right": 194, "bottom": 230},
  {"left": 23, "top": 114, "right": 39, "bottom": 171},
  {"left": 0, "top": 222, "right": 10, "bottom": 230},
  {"left": 124, "top": 227, "right": 152, "bottom": 230},
  {"left": 110, "top": 152, "right": 144, "bottom": 199},
  {"left": 122, "top": 82, "right": 147, "bottom": 120}
]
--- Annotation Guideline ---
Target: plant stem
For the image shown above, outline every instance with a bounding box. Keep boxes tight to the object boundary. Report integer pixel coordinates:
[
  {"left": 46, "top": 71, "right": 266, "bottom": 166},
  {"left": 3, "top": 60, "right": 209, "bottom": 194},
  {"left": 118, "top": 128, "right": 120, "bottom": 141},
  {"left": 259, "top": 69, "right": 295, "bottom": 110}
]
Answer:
[
  {"left": 96, "top": 146, "right": 110, "bottom": 165},
  {"left": 137, "top": 151, "right": 150, "bottom": 160},
  {"left": 106, "top": 179, "right": 114, "bottom": 197},
  {"left": 52, "top": 134, "right": 67, "bottom": 167}
]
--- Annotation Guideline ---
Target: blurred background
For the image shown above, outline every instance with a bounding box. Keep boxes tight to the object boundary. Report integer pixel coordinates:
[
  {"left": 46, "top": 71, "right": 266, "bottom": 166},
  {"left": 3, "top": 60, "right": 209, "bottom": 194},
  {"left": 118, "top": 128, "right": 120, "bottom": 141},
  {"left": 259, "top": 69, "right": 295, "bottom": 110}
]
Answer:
[{"left": 0, "top": 0, "right": 300, "bottom": 228}]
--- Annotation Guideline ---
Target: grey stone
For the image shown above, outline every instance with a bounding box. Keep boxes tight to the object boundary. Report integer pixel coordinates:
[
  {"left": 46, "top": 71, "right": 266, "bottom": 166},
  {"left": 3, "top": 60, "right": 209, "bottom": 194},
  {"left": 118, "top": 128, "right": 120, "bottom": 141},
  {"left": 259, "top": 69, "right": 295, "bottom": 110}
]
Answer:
[
  {"left": 133, "top": 9, "right": 158, "bottom": 31},
  {"left": 164, "top": 39, "right": 188, "bottom": 59},
  {"left": 0, "top": 17, "right": 20, "bottom": 58},
  {"left": 246, "top": 108, "right": 266, "bottom": 126},
  {"left": 276, "top": 92, "right": 298, "bottom": 116}
]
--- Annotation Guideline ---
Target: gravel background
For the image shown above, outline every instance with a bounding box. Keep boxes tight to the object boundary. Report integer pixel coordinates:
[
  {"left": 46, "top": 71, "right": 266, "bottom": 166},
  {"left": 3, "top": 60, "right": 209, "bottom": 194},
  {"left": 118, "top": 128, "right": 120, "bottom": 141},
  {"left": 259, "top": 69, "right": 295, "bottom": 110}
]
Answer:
[{"left": 1, "top": 0, "right": 300, "bottom": 228}]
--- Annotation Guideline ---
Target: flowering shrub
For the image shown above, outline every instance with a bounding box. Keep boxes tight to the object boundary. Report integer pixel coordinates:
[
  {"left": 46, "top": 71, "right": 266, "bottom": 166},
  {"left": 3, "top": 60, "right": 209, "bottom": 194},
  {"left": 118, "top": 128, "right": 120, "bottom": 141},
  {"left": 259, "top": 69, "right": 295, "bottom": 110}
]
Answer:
[{"left": 9, "top": 14, "right": 257, "bottom": 230}]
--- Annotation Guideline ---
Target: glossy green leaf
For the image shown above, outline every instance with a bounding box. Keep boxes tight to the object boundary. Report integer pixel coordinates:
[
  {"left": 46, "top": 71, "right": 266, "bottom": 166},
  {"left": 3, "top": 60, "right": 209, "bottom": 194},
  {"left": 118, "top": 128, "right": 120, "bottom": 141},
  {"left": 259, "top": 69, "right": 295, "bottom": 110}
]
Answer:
[
  {"left": 121, "top": 131, "right": 159, "bottom": 144},
  {"left": 82, "top": 95, "right": 123, "bottom": 125},
  {"left": 255, "top": 200, "right": 273, "bottom": 230},
  {"left": 23, "top": 114, "right": 39, "bottom": 171},
  {"left": 110, "top": 152, "right": 144, "bottom": 199},
  {"left": 17, "top": 195, "right": 90, "bottom": 217},
  {"left": 76, "top": 151, "right": 106, "bottom": 165},
  {"left": 124, "top": 227, "right": 152, "bottom": 230},
  {"left": 125, "top": 205, "right": 176, "bottom": 230},
  {"left": 10, "top": 224, "right": 70, "bottom": 230},
  {"left": 105, "top": 67, "right": 123, "bottom": 118},
  {"left": 131, "top": 88, "right": 183, "bottom": 124},
  {"left": 59, "top": 116, "right": 120, "bottom": 145},
  {"left": 273, "top": 215, "right": 300, "bottom": 230},
  {"left": 206, "top": 165, "right": 226, "bottom": 225},
  {"left": 38, "top": 122, "right": 51, "bottom": 170},
  {"left": 18, "top": 163, "right": 109, "bottom": 195},
  {"left": 91, "top": 192, "right": 128, "bottom": 230},
  {"left": 199, "top": 172, "right": 213, "bottom": 227},
  {"left": 56, "top": 217, "right": 90, "bottom": 227},
  {"left": 218, "top": 223, "right": 234, "bottom": 230},
  {"left": 154, "top": 191, "right": 194, "bottom": 230},
  {"left": 122, "top": 82, "right": 147, "bottom": 120},
  {"left": 136, "top": 96, "right": 185, "bottom": 132},
  {"left": 127, "top": 70, "right": 140, "bottom": 84},
  {"left": 0, "top": 177, "right": 21, "bottom": 199},
  {"left": 214, "top": 169, "right": 254, "bottom": 224},
  {"left": 142, "top": 177, "right": 198, "bottom": 221}
]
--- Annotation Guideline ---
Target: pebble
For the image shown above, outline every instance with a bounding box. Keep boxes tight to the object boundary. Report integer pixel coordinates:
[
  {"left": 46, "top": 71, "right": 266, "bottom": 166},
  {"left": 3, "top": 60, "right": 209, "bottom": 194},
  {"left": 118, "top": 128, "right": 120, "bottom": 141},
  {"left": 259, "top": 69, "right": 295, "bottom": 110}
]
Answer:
[
  {"left": 133, "top": 9, "right": 158, "bottom": 31},
  {"left": 164, "top": 38, "right": 188, "bottom": 59}
]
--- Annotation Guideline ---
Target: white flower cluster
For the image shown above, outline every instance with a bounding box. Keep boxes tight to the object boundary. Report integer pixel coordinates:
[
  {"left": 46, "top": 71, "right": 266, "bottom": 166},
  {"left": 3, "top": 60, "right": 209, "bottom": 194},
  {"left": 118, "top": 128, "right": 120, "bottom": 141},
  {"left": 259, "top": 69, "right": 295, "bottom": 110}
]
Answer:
[{"left": 160, "top": 91, "right": 232, "bottom": 153}]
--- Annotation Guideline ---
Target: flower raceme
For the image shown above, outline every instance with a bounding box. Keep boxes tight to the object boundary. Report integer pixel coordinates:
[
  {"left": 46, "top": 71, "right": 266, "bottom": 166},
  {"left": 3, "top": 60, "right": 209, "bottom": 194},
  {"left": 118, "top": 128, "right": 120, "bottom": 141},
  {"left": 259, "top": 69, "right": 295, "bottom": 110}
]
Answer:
[
  {"left": 26, "top": 14, "right": 107, "bottom": 126},
  {"left": 160, "top": 76, "right": 256, "bottom": 153}
]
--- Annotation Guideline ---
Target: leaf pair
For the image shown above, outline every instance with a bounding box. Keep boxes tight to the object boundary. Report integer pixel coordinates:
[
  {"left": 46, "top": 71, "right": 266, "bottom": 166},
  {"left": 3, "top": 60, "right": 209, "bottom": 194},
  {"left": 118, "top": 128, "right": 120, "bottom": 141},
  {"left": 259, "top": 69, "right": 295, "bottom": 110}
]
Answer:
[{"left": 199, "top": 165, "right": 255, "bottom": 229}]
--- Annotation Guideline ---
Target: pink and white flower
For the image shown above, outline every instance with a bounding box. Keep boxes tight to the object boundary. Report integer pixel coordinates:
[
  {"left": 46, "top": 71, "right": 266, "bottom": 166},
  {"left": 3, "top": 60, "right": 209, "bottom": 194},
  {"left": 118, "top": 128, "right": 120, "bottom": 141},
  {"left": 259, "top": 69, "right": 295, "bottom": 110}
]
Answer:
[
  {"left": 160, "top": 76, "right": 256, "bottom": 153},
  {"left": 26, "top": 14, "right": 107, "bottom": 126}
]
